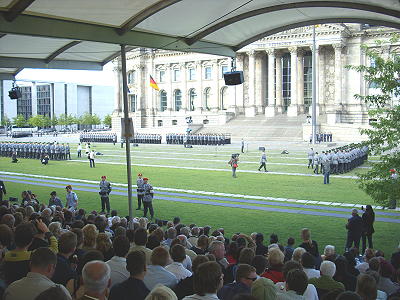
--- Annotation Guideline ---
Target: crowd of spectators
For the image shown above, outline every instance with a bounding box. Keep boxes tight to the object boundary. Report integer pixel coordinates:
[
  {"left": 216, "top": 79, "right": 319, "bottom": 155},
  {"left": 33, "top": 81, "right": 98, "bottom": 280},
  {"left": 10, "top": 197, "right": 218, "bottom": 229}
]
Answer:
[{"left": 0, "top": 191, "right": 398, "bottom": 300}]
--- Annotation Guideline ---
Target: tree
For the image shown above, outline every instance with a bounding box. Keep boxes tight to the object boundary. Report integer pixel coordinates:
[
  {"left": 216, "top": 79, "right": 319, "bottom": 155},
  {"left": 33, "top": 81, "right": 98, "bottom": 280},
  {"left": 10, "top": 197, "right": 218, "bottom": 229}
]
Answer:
[
  {"left": 57, "top": 114, "right": 68, "bottom": 127},
  {"left": 103, "top": 114, "right": 112, "bottom": 127},
  {"left": 92, "top": 114, "right": 101, "bottom": 126},
  {"left": 1, "top": 115, "right": 11, "bottom": 128},
  {"left": 13, "top": 114, "right": 27, "bottom": 127},
  {"left": 347, "top": 34, "right": 400, "bottom": 207},
  {"left": 28, "top": 115, "right": 46, "bottom": 128},
  {"left": 43, "top": 115, "right": 52, "bottom": 127},
  {"left": 51, "top": 115, "right": 58, "bottom": 127}
]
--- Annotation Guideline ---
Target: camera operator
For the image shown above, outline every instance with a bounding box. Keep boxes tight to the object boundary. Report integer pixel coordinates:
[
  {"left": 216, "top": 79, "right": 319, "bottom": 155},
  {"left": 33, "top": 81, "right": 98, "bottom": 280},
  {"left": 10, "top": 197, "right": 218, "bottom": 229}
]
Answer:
[
  {"left": 99, "top": 176, "right": 112, "bottom": 214},
  {"left": 228, "top": 154, "right": 240, "bottom": 178}
]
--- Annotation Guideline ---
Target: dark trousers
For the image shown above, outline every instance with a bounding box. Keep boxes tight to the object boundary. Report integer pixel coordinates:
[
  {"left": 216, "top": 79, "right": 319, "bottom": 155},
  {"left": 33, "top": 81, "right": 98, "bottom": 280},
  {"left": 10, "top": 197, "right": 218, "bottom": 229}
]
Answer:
[
  {"left": 143, "top": 201, "right": 154, "bottom": 218},
  {"left": 78, "top": 150, "right": 81, "bottom": 157},
  {"left": 137, "top": 194, "right": 143, "bottom": 209},
  {"left": 324, "top": 172, "right": 330, "bottom": 184},
  {"left": 308, "top": 159, "right": 313, "bottom": 168},
  {"left": 89, "top": 159, "right": 95, "bottom": 168},
  {"left": 346, "top": 234, "right": 361, "bottom": 251},
  {"left": 258, "top": 162, "right": 267, "bottom": 171},
  {"left": 314, "top": 164, "right": 319, "bottom": 174},
  {"left": 361, "top": 233, "right": 373, "bottom": 254},
  {"left": 101, "top": 196, "right": 110, "bottom": 213}
]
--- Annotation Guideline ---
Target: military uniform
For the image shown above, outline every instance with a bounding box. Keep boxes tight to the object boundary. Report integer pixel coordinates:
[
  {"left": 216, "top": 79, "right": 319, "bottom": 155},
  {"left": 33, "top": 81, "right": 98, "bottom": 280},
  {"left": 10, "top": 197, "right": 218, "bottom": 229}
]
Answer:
[
  {"left": 99, "top": 176, "right": 112, "bottom": 213},
  {"left": 258, "top": 152, "right": 267, "bottom": 172},
  {"left": 136, "top": 175, "right": 144, "bottom": 210},
  {"left": 307, "top": 148, "right": 315, "bottom": 169},
  {"left": 142, "top": 178, "right": 154, "bottom": 219}
]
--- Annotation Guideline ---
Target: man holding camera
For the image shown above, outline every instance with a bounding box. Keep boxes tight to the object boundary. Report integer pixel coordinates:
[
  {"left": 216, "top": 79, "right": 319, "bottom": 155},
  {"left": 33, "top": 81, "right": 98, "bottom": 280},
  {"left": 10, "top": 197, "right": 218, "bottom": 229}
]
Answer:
[{"left": 99, "top": 175, "right": 112, "bottom": 214}]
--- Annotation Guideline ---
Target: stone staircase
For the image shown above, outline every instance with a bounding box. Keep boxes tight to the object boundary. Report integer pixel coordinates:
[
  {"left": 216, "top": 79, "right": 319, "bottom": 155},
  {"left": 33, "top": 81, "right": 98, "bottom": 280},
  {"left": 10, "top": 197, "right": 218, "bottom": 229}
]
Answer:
[{"left": 198, "top": 114, "right": 307, "bottom": 141}]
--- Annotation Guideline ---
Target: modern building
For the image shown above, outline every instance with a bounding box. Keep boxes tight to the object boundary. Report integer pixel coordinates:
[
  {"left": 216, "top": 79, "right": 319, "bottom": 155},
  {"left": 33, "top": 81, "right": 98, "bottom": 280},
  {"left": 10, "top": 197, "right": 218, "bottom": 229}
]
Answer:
[
  {"left": 112, "top": 24, "right": 400, "bottom": 141},
  {"left": 1, "top": 80, "right": 114, "bottom": 125}
]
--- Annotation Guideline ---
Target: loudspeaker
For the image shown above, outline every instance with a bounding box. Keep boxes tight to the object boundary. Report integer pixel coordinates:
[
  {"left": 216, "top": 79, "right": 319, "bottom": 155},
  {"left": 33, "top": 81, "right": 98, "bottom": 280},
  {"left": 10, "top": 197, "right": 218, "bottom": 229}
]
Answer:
[
  {"left": 259, "top": 147, "right": 265, "bottom": 151},
  {"left": 223, "top": 71, "right": 244, "bottom": 85},
  {"left": 8, "top": 87, "right": 22, "bottom": 99}
]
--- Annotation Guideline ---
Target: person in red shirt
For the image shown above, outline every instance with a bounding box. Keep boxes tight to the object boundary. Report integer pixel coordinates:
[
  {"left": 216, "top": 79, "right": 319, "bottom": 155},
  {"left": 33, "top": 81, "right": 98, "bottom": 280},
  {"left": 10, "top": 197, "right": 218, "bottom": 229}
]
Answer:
[{"left": 261, "top": 247, "right": 285, "bottom": 283}]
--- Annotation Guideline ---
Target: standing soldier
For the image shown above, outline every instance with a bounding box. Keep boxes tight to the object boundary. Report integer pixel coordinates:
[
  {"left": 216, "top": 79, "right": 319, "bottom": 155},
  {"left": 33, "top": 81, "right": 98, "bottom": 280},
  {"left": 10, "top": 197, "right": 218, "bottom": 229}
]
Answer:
[
  {"left": 322, "top": 156, "right": 331, "bottom": 184},
  {"left": 55, "top": 143, "right": 60, "bottom": 160},
  {"left": 241, "top": 139, "right": 245, "bottom": 153},
  {"left": 99, "top": 175, "right": 112, "bottom": 214},
  {"left": 65, "top": 185, "right": 78, "bottom": 210},
  {"left": 313, "top": 152, "right": 320, "bottom": 174},
  {"left": 142, "top": 177, "right": 154, "bottom": 219},
  {"left": 332, "top": 150, "right": 339, "bottom": 174},
  {"left": 66, "top": 143, "right": 71, "bottom": 160},
  {"left": 136, "top": 173, "right": 144, "bottom": 210},
  {"left": 60, "top": 143, "right": 65, "bottom": 160},
  {"left": 77, "top": 143, "right": 82, "bottom": 158},
  {"left": 258, "top": 151, "right": 268, "bottom": 172},
  {"left": 89, "top": 150, "right": 96, "bottom": 168},
  {"left": 307, "top": 148, "right": 315, "bottom": 169}
]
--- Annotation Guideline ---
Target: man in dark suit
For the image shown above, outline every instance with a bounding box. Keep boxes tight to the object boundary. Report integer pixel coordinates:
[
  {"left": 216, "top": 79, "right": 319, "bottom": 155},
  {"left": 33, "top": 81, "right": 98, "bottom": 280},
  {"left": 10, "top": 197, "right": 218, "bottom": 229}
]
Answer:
[
  {"left": 345, "top": 209, "right": 363, "bottom": 251},
  {"left": 0, "top": 180, "right": 6, "bottom": 201}
]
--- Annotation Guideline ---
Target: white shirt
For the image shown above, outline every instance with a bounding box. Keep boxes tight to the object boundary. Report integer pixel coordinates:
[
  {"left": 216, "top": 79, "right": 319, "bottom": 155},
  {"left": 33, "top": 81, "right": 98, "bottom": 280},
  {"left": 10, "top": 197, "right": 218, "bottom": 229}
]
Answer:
[
  {"left": 303, "top": 268, "right": 320, "bottom": 279},
  {"left": 106, "top": 256, "right": 130, "bottom": 287},
  {"left": 276, "top": 282, "right": 318, "bottom": 300},
  {"left": 165, "top": 262, "right": 192, "bottom": 281},
  {"left": 143, "top": 265, "right": 178, "bottom": 290}
]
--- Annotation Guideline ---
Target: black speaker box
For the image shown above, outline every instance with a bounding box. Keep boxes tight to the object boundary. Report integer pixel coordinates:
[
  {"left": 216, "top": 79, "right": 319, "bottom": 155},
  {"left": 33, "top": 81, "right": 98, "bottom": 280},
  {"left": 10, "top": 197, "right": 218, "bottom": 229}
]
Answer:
[
  {"left": 223, "top": 71, "right": 244, "bottom": 85},
  {"left": 259, "top": 147, "right": 265, "bottom": 151},
  {"left": 8, "top": 88, "right": 22, "bottom": 99}
]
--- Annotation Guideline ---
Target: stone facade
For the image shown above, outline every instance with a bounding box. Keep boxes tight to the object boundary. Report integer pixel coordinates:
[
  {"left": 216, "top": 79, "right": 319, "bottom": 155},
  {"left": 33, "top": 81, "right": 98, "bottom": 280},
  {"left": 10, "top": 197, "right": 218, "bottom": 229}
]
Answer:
[{"left": 112, "top": 24, "right": 400, "bottom": 137}]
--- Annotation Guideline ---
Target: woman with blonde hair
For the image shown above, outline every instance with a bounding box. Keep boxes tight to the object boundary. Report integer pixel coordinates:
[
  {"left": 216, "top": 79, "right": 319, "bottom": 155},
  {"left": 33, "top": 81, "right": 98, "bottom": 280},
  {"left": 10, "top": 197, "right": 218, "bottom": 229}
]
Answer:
[
  {"left": 261, "top": 248, "right": 285, "bottom": 283},
  {"left": 82, "top": 223, "right": 98, "bottom": 251},
  {"left": 96, "top": 232, "right": 114, "bottom": 261},
  {"left": 291, "top": 247, "right": 306, "bottom": 263},
  {"left": 145, "top": 284, "right": 178, "bottom": 300}
]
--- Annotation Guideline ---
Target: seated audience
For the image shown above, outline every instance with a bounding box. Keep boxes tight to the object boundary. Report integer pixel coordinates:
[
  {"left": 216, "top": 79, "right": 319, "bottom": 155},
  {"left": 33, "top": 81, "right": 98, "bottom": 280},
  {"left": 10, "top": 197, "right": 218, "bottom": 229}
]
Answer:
[
  {"left": 308, "top": 261, "right": 345, "bottom": 298},
  {"left": 300, "top": 252, "right": 320, "bottom": 279},
  {"left": 80, "top": 260, "right": 111, "bottom": 300},
  {"left": 218, "top": 264, "right": 257, "bottom": 300},
  {"left": 251, "top": 277, "right": 278, "bottom": 300},
  {"left": 52, "top": 231, "right": 77, "bottom": 286},
  {"left": 276, "top": 269, "right": 308, "bottom": 300},
  {"left": 261, "top": 248, "right": 285, "bottom": 283},
  {"left": 130, "top": 227, "right": 153, "bottom": 265},
  {"left": 106, "top": 235, "right": 130, "bottom": 287},
  {"left": 145, "top": 284, "right": 178, "bottom": 300},
  {"left": 166, "top": 244, "right": 192, "bottom": 281}
]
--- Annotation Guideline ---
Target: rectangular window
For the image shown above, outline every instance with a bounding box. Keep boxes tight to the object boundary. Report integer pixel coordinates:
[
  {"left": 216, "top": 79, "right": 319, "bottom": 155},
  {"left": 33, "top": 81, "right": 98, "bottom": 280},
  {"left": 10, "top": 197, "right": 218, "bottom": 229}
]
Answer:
[
  {"left": 188, "top": 68, "right": 196, "bottom": 81},
  {"left": 303, "top": 53, "right": 312, "bottom": 113},
  {"left": 130, "top": 94, "right": 137, "bottom": 112},
  {"left": 159, "top": 70, "right": 165, "bottom": 83},
  {"left": 128, "top": 70, "right": 136, "bottom": 84},
  {"left": 221, "top": 65, "right": 228, "bottom": 78},
  {"left": 17, "top": 86, "right": 32, "bottom": 120},
  {"left": 173, "top": 69, "right": 180, "bottom": 82},
  {"left": 37, "top": 85, "right": 51, "bottom": 117},
  {"left": 282, "top": 54, "right": 291, "bottom": 111},
  {"left": 204, "top": 66, "right": 212, "bottom": 80}
]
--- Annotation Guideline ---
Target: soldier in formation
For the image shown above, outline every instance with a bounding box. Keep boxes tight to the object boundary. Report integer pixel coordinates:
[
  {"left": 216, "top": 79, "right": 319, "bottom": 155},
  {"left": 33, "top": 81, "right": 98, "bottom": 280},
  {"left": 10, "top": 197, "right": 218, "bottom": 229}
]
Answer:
[
  {"left": 0, "top": 141, "right": 71, "bottom": 162},
  {"left": 313, "top": 132, "right": 333, "bottom": 143},
  {"left": 133, "top": 133, "right": 162, "bottom": 144},
  {"left": 308, "top": 143, "right": 368, "bottom": 175},
  {"left": 167, "top": 133, "right": 231, "bottom": 145},
  {"left": 80, "top": 132, "right": 117, "bottom": 143}
]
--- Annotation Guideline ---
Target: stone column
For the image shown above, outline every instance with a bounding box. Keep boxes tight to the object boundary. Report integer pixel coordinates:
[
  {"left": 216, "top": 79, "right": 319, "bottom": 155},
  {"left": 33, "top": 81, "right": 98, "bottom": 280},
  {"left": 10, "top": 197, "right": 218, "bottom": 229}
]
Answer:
[
  {"left": 287, "top": 47, "right": 298, "bottom": 116},
  {"left": 179, "top": 62, "right": 187, "bottom": 112},
  {"left": 31, "top": 82, "right": 38, "bottom": 116},
  {"left": 255, "top": 52, "right": 266, "bottom": 113},
  {"left": 211, "top": 60, "right": 219, "bottom": 111},
  {"left": 166, "top": 65, "right": 173, "bottom": 111},
  {"left": 196, "top": 61, "right": 203, "bottom": 111},
  {"left": 113, "top": 62, "right": 122, "bottom": 113},
  {"left": 245, "top": 50, "right": 256, "bottom": 117},
  {"left": 265, "top": 49, "right": 276, "bottom": 117},
  {"left": 310, "top": 45, "right": 321, "bottom": 117},
  {"left": 275, "top": 51, "right": 283, "bottom": 113},
  {"left": 297, "top": 49, "right": 305, "bottom": 114},
  {"left": 234, "top": 54, "right": 244, "bottom": 111},
  {"left": 333, "top": 43, "right": 344, "bottom": 107}
]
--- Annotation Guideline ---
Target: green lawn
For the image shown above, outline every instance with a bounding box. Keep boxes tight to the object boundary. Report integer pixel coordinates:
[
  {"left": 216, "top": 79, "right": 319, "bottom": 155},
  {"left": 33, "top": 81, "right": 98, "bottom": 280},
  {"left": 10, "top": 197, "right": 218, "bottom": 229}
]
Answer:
[{"left": 1, "top": 142, "right": 399, "bottom": 257}]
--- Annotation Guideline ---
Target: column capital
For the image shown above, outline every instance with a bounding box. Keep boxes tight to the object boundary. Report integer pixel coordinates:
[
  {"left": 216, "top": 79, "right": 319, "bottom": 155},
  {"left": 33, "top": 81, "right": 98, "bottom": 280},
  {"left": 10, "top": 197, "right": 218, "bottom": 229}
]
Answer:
[
  {"left": 297, "top": 48, "right": 306, "bottom": 57},
  {"left": 380, "top": 45, "right": 390, "bottom": 55},
  {"left": 246, "top": 50, "right": 256, "bottom": 57},
  {"left": 265, "top": 49, "right": 275, "bottom": 56},
  {"left": 288, "top": 46, "right": 298, "bottom": 54},
  {"left": 332, "top": 42, "right": 345, "bottom": 51},
  {"left": 179, "top": 62, "right": 186, "bottom": 69}
]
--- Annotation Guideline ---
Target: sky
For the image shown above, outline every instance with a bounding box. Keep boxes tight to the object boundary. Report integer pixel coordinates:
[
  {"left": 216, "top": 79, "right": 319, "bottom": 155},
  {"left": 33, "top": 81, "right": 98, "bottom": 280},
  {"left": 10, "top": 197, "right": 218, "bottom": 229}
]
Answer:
[{"left": 15, "top": 62, "right": 116, "bottom": 87}]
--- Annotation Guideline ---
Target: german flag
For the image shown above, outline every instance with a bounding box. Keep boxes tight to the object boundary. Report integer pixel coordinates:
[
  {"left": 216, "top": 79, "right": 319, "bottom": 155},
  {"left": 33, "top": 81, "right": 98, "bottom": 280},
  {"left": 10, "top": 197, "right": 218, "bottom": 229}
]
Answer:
[{"left": 150, "top": 75, "right": 159, "bottom": 91}]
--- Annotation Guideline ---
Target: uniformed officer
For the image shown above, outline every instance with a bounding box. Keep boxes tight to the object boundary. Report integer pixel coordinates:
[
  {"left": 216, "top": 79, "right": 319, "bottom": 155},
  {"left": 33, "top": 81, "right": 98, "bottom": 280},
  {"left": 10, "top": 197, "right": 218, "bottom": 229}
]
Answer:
[
  {"left": 136, "top": 173, "right": 144, "bottom": 210},
  {"left": 258, "top": 151, "right": 267, "bottom": 172},
  {"left": 307, "top": 148, "right": 315, "bottom": 169},
  {"left": 313, "top": 152, "right": 320, "bottom": 174},
  {"left": 142, "top": 177, "right": 154, "bottom": 219},
  {"left": 99, "top": 175, "right": 112, "bottom": 214}
]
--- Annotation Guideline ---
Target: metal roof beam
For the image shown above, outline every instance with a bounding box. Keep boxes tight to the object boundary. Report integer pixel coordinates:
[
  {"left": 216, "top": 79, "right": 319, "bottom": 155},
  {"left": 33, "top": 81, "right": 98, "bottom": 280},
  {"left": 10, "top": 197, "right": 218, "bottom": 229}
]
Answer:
[
  {"left": 0, "top": 13, "right": 236, "bottom": 57},
  {"left": 234, "top": 18, "right": 400, "bottom": 50},
  {"left": 4, "top": 0, "right": 36, "bottom": 22},
  {"left": 0, "top": 56, "right": 103, "bottom": 70},
  {"left": 117, "top": 0, "right": 182, "bottom": 36},
  {"left": 0, "top": 73, "right": 16, "bottom": 80},
  {"left": 185, "top": 1, "right": 400, "bottom": 45},
  {"left": 44, "top": 41, "right": 81, "bottom": 64}
]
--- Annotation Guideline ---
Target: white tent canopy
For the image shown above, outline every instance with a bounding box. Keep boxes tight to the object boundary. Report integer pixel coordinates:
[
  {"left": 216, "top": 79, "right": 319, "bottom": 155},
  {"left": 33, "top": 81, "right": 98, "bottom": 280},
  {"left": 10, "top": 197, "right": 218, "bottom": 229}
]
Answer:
[{"left": 0, "top": 0, "right": 400, "bottom": 77}]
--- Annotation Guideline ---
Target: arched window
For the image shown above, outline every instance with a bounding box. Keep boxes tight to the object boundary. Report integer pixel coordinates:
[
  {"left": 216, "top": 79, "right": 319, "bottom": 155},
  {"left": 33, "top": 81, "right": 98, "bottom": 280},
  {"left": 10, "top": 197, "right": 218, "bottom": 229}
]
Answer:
[
  {"left": 174, "top": 90, "right": 182, "bottom": 111},
  {"left": 189, "top": 89, "right": 196, "bottom": 111},
  {"left": 204, "top": 87, "right": 211, "bottom": 110},
  {"left": 220, "top": 86, "right": 228, "bottom": 110},
  {"left": 160, "top": 90, "right": 167, "bottom": 112}
]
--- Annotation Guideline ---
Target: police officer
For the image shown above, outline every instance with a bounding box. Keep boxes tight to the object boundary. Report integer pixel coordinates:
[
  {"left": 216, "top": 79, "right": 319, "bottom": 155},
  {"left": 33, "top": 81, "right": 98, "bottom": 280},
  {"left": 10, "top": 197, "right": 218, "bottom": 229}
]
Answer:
[
  {"left": 136, "top": 173, "right": 144, "bottom": 210},
  {"left": 142, "top": 177, "right": 154, "bottom": 219},
  {"left": 99, "top": 175, "right": 112, "bottom": 214}
]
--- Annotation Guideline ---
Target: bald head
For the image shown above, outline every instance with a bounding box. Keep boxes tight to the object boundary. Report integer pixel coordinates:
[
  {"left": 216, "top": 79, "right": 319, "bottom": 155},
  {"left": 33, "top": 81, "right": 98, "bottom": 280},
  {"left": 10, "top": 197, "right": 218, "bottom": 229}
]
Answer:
[{"left": 82, "top": 260, "right": 111, "bottom": 295}]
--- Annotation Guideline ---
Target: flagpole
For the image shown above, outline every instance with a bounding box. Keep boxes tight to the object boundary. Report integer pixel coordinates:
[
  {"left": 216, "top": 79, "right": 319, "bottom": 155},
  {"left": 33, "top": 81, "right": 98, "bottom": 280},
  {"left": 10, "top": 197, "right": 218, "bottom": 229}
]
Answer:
[{"left": 120, "top": 44, "right": 133, "bottom": 224}]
